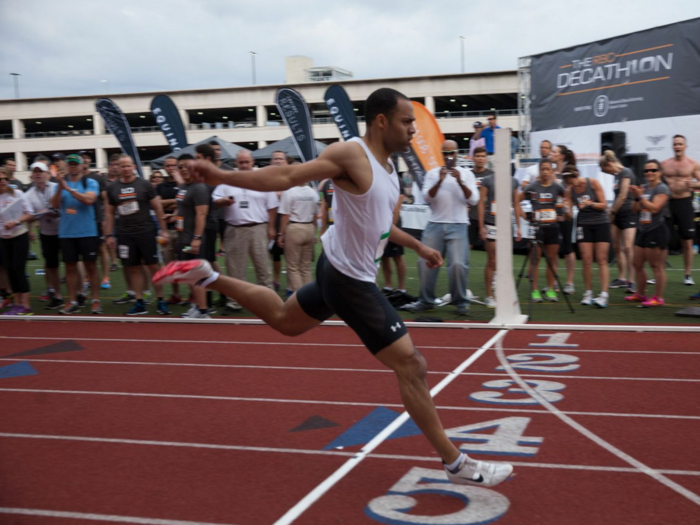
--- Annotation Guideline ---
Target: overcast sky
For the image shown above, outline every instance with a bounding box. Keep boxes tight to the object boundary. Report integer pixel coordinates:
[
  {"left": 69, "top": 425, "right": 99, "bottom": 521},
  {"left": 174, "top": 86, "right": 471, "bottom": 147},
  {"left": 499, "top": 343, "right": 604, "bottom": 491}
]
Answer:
[{"left": 1, "top": 0, "right": 699, "bottom": 100}]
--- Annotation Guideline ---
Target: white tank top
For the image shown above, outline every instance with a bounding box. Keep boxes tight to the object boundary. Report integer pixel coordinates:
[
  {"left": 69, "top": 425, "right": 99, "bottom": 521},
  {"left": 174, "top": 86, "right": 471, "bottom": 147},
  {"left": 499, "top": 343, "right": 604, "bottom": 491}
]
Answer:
[{"left": 321, "top": 137, "right": 399, "bottom": 282}]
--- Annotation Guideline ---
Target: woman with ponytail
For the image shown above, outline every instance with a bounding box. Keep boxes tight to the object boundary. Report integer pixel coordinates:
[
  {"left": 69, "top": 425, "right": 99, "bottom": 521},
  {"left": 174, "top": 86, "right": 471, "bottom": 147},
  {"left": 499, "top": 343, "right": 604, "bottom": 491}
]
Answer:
[{"left": 551, "top": 145, "right": 577, "bottom": 295}]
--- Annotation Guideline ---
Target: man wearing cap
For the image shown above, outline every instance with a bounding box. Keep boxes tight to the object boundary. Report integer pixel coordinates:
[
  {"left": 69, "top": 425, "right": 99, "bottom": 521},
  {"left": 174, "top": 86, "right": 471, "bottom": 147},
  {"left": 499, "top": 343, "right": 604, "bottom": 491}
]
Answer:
[
  {"left": 50, "top": 153, "right": 102, "bottom": 314},
  {"left": 468, "top": 122, "right": 486, "bottom": 159},
  {"left": 24, "top": 162, "right": 64, "bottom": 309},
  {"left": 81, "top": 150, "right": 112, "bottom": 290}
]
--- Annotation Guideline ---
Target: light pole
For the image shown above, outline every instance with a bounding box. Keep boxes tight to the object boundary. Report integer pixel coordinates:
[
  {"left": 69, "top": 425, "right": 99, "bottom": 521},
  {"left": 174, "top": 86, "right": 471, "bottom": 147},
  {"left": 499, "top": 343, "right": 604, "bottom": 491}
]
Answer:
[
  {"left": 249, "top": 51, "right": 257, "bottom": 85},
  {"left": 10, "top": 73, "right": 20, "bottom": 98},
  {"left": 100, "top": 79, "right": 109, "bottom": 94},
  {"left": 459, "top": 37, "right": 465, "bottom": 74}
]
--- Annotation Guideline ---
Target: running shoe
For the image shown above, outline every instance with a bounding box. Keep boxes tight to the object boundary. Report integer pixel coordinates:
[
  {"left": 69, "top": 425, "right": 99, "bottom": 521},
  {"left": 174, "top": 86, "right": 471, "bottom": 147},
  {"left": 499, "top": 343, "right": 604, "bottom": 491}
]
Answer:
[
  {"left": 640, "top": 296, "right": 665, "bottom": 307},
  {"left": 684, "top": 275, "right": 695, "bottom": 286},
  {"left": 531, "top": 290, "right": 543, "bottom": 303},
  {"left": 125, "top": 302, "right": 148, "bottom": 316},
  {"left": 181, "top": 303, "right": 198, "bottom": 318},
  {"left": 60, "top": 303, "right": 82, "bottom": 315},
  {"left": 45, "top": 297, "right": 65, "bottom": 310},
  {"left": 456, "top": 305, "right": 469, "bottom": 316},
  {"left": 15, "top": 306, "right": 33, "bottom": 316},
  {"left": 77, "top": 293, "right": 87, "bottom": 307},
  {"left": 182, "top": 308, "right": 211, "bottom": 319},
  {"left": 609, "top": 278, "right": 628, "bottom": 289},
  {"left": 690, "top": 290, "right": 700, "bottom": 300},
  {"left": 485, "top": 296, "right": 497, "bottom": 309},
  {"left": 156, "top": 299, "right": 171, "bottom": 315},
  {"left": 593, "top": 294, "right": 608, "bottom": 308},
  {"left": 625, "top": 293, "right": 647, "bottom": 303},
  {"left": 39, "top": 289, "right": 54, "bottom": 302},
  {"left": 563, "top": 282, "right": 575, "bottom": 295},
  {"left": 626, "top": 282, "right": 637, "bottom": 294},
  {"left": 100, "top": 278, "right": 111, "bottom": 290},
  {"left": 1, "top": 305, "right": 20, "bottom": 316},
  {"left": 646, "top": 278, "right": 656, "bottom": 285},
  {"left": 444, "top": 456, "right": 514, "bottom": 488},
  {"left": 91, "top": 299, "right": 103, "bottom": 315},
  {"left": 580, "top": 290, "right": 594, "bottom": 306},
  {"left": 109, "top": 263, "right": 118, "bottom": 272},
  {"left": 153, "top": 260, "right": 216, "bottom": 287},
  {"left": 225, "top": 300, "right": 242, "bottom": 311},
  {"left": 401, "top": 301, "right": 434, "bottom": 312},
  {"left": 545, "top": 289, "right": 559, "bottom": 302},
  {"left": 114, "top": 292, "right": 136, "bottom": 305}
]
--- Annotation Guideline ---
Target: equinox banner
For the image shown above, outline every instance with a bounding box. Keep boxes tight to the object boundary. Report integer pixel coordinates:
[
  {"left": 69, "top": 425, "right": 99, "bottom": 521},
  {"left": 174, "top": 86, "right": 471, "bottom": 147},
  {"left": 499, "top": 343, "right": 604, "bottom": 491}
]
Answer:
[
  {"left": 323, "top": 85, "right": 360, "bottom": 140},
  {"left": 530, "top": 17, "right": 700, "bottom": 131},
  {"left": 96, "top": 98, "right": 144, "bottom": 178},
  {"left": 275, "top": 88, "right": 317, "bottom": 163},
  {"left": 150, "top": 94, "right": 188, "bottom": 153}
]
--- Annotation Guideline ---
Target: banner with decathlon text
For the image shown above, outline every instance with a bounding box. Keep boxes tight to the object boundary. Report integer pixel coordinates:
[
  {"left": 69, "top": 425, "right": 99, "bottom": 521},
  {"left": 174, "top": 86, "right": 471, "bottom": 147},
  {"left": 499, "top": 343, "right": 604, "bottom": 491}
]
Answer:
[
  {"left": 323, "top": 84, "right": 360, "bottom": 140},
  {"left": 530, "top": 17, "right": 700, "bottom": 132},
  {"left": 275, "top": 88, "right": 317, "bottom": 163},
  {"left": 96, "top": 98, "right": 144, "bottom": 178},
  {"left": 407, "top": 101, "right": 444, "bottom": 190},
  {"left": 150, "top": 94, "right": 188, "bottom": 153}
]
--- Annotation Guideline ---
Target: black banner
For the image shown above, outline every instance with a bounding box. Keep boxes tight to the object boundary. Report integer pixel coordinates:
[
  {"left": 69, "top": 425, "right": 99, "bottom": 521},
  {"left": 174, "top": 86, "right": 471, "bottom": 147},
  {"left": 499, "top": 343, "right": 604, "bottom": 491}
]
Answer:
[
  {"left": 323, "top": 84, "right": 359, "bottom": 140},
  {"left": 95, "top": 98, "right": 144, "bottom": 178},
  {"left": 275, "top": 88, "right": 317, "bottom": 163},
  {"left": 530, "top": 17, "right": 700, "bottom": 131},
  {"left": 401, "top": 147, "right": 426, "bottom": 190},
  {"left": 150, "top": 94, "right": 188, "bottom": 152}
]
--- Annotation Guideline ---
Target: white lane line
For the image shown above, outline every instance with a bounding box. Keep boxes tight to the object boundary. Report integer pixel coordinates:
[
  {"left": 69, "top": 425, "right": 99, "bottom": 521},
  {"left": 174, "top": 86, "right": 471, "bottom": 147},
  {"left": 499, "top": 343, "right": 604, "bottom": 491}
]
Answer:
[
  {"left": 271, "top": 329, "right": 508, "bottom": 525},
  {"left": 0, "top": 508, "right": 236, "bottom": 525},
  {"left": 3, "top": 357, "right": 700, "bottom": 383},
  {"left": 494, "top": 336, "right": 700, "bottom": 507},
  {"left": 2, "top": 432, "right": 700, "bottom": 477},
  {"left": 2, "top": 387, "right": 700, "bottom": 421},
  {"left": 0, "top": 335, "right": 478, "bottom": 351}
]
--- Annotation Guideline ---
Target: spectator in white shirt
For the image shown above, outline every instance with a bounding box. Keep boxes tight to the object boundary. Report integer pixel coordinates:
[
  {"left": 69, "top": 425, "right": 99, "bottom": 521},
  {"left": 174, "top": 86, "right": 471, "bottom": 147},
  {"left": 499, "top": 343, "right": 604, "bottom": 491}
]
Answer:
[
  {"left": 404, "top": 141, "right": 479, "bottom": 316},
  {"left": 278, "top": 182, "right": 319, "bottom": 294}
]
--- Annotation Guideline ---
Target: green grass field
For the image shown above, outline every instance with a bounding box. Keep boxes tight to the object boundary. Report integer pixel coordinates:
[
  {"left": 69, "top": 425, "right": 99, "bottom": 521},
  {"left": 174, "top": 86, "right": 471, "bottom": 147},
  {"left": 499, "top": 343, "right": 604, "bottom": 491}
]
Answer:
[{"left": 21, "top": 239, "right": 700, "bottom": 325}]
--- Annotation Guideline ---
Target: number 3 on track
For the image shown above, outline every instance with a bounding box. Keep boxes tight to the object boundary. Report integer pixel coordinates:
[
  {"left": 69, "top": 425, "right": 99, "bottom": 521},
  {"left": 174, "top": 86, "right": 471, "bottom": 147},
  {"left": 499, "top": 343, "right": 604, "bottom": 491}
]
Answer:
[
  {"left": 469, "top": 379, "right": 566, "bottom": 405},
  {"left": 365, "top": 467, "right": 509, "bottom": 525}
]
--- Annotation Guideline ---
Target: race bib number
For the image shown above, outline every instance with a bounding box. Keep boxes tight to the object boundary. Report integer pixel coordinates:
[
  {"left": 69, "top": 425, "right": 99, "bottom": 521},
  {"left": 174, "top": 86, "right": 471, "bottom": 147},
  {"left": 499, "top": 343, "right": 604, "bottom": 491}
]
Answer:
[
  {"left": 577, "top": 226, "right": 584, "bottom": 241},
  {"left": 490, "top": 201, "right": 497, "bottom": 216},
  {"left": 118, "top": 200, "right": 139, "bottom": 216},
  {"left": 374, "top": 229, "right": 391, "bottom": 263},
  {"left": 486, "top": 225, "right": 497, "bottom": 240},
  {"left": 176, "top": 216, "right": 184, "bottom": 231},
  {"left": 640, "top": 211, "right": 652, "bottom": 224},
  {"left": 535, "top": 209, "right": 557, "bottom": 223},
  {"left": 118, "top": 245, "right": 129, "bottom": 259}
]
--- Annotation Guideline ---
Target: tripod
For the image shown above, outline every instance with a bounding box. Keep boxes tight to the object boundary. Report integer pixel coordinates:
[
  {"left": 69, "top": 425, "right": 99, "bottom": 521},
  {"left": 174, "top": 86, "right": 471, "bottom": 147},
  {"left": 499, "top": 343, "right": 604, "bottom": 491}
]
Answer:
[{"left": 516, "top": 221, "right": 574, "bottom": 320}]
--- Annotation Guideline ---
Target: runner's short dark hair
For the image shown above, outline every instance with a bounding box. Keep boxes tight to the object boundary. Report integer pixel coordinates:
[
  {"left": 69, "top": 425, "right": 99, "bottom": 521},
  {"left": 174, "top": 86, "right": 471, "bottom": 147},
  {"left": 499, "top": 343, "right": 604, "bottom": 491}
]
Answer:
[{"left": 365, "top": 88, "right": 409, "bottom": 126}]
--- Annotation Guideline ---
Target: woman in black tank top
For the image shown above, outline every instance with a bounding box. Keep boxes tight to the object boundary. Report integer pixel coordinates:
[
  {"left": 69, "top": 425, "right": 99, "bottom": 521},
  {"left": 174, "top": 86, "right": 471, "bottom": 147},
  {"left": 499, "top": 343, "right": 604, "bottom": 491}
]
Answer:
[
  {"left": 562, "top": 165, "right": 611, "bottom": 308},
  {"left": 551, "top": 145, "right": 577, "bottom": 294}
]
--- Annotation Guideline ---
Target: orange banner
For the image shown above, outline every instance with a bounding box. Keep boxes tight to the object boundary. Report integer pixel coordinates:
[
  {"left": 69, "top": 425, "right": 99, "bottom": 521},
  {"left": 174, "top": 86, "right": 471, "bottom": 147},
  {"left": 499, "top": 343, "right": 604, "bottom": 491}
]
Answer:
[{"left": 411, "top": 101, "right": 445, "bottom": 171}]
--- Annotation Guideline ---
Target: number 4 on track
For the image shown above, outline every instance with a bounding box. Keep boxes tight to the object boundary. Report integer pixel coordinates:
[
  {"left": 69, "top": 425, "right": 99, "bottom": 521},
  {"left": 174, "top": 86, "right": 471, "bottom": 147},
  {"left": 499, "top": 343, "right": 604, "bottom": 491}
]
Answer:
[{"left": 446, "top": 417, "right": 543, "bottom": 457}]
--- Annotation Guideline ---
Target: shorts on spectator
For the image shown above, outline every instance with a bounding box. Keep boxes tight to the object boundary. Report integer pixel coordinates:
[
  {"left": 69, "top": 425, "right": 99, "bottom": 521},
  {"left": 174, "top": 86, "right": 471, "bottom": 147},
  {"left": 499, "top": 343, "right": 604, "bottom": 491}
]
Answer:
[
  {"left": 117, "top": 232, "right": 159, "bottom": 267},
  {"left": 537, "top": 225, "right": 562, "bottom": 246},
  {"left": 559, "top": 219, "right": 574, "bottom": 255},
  {"left": 613, "top": 210, "right": 637, "bottom": 230},
  {"left": 635, "top": 225, "right": 670, "bottom": 250},
  {"left": 669, "top": 197, "right": 696, "bottom": 240},
  {"left": 577, "top": 223, "right": 612, "bottom": 244},
  {"left": 40, "top": 233, "right": 61, "bottom": 269},
  {"left": 61, "top": 236, "right": 100, "bottom": 264},
  {"left": 382, "top": 240, "right": 404, "bottom": 258},
  {"left": 203, "top": 228, "right": 217, "bottom": 263}
]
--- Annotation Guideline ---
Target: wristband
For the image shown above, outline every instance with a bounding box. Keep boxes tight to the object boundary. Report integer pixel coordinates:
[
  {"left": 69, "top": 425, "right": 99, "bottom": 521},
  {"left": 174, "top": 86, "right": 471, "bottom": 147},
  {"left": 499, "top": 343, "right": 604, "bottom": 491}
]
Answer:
[{"left": 193, "top": 235, "right": 202, "bottom": 240}]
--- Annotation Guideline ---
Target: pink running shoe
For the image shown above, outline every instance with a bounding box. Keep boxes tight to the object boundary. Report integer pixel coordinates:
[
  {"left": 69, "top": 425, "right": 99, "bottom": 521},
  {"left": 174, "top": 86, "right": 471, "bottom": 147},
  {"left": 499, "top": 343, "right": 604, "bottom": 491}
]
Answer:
[
  {"left": 625, "top": 293, "right": 647, "bottom": 303},
  {"left": 640, "top": 296, "right": 665, "bottom": 307},
  {"left": 153, "top": 260, "right": 217, "bottom": 287}
]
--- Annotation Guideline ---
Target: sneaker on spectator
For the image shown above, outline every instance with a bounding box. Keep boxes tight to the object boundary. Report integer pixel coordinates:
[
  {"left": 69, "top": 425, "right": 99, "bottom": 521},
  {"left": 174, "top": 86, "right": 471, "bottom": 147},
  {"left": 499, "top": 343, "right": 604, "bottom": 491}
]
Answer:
[
  {"left": 647, "top": 278, "right": 656, "bottom": 285},
  {"left": 684, "top": 275, "right": 695, "bottom": 286},
  {"left": 77, "top": 293, "right": 87, "bottom": 307},
  {"left": 401, "top": 301, "right": 433, "bottom": 313},
  {"left": 166, "top": 295, "right": 183, "bottom": 305},
  {"left": 690, "top": 290, "right": 700, "bottom": 300},
  {"left": 126, "top": 302, "right": 148, "bottom": 316},
  {"left": 182, "top": 308, "right": 211, "bottom": 319},
  {"left": 485, "top": 296, "right": 496, "bottom": 309},
  {"left": 456, "top": 305, "right": 469, "bottom": 316},
  {"left": 181, "top": 303, "right": 198, "bottom": 318},
  {"left": 1, "top": 305, "right": 20, "bottom": 315},
  {"left": 580, "top": 290, "right": 594, "bottom": 306},
  {"left": 45, "top": 297, "right": 65, "bottom": 310},
  {"left": 109, "top": 263, "right": 118, "bottom": 272},
  {"left": 1, "top": 296, "right": 14, "bottom": 309},
  {"left": 531, "top": 290, "right": 543, "bottom": 303},
  {"left": 625, "top": 293, "right": 647, "bottom": 303},
  {"left": 609, "top": 278, "right": 627, "bottom": 289},
  {"left": 563, "top": 283, "right": 575, "bottom": 295},
  {"left": 114, "top": 292, "right": 136, "bottom": 305},
  {"left": 157, "top": 299, "right": 171, "bottom": 315},
  {"left": 100, "top": 278, "right": 111, "bottom": 290},
  {"left": 60, "top": 303, "right": 82, "bottom": 315},
  {"left": 640, "top": 296, "right": 665, "bottom": 307},
  {"left": 225, "top": 300, "right": 242, "bottom": 311},
  {"left": 39, "top": 289, "right": 54, "bottom": 302},
  {"left": 91, "top": 299, "right": 103, "bottom": 315},
  {"left": 593, "top": 293, "right": 608, "bottom": 308},
  {"left": 626, "top": 282, "right": 637, "bottom": 294},
  {"left": 15, "top": 306, "right": 33, "bottom": 316},
  {"left": 545, "top": 289, "right": 559, "bottom": 302},
  {"left": 143, "top": 291, "right": 152, "bottom": 304}
]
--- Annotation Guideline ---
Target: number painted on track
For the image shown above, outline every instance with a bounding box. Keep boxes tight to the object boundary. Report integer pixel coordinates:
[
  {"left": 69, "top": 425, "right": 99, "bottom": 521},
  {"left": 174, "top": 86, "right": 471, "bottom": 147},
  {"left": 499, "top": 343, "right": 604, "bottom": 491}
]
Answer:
[
  {"left": 495, "top": 352, "right": 580, "bottom": 373},
  {"left": 365, "top": 467, "right": 510, "bottom": 525},
  {"left": 529, "top": 332, "right": 579, "bottom": 348},
  {"left": 446, "top": 416, "right": 543, "bottom": 457},
  {"left": 469, "top": 379, "right": 566, "bottom": 405}
]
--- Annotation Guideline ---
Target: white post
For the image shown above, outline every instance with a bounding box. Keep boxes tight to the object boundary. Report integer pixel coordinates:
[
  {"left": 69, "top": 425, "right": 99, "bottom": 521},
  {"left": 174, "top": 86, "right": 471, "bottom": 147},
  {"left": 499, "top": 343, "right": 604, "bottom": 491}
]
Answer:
[{"left": 490, "top": 128, "right": 528, "bottom": 326}]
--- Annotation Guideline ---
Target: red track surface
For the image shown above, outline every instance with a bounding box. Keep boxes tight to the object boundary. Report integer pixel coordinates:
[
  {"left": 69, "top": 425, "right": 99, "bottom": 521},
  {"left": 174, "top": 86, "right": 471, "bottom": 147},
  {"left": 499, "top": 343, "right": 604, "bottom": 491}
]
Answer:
[{"left": 1, "top": 321, "right": 699, "bottom": 524}]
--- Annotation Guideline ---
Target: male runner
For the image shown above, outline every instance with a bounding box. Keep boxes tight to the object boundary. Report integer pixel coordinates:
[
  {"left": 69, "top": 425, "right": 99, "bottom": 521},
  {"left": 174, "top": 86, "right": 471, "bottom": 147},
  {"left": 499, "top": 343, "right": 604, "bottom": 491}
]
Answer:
[
  {"left": 154, "top": 88, "right": 513, "bottom": 487},
  {"left": 661, "top": 135, "right": 700, "bottom": 285}
]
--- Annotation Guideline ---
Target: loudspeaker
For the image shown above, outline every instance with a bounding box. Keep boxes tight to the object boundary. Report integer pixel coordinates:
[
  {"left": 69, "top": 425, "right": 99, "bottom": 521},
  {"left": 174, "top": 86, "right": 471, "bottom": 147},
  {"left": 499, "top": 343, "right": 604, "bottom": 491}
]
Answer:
[
  {"left": 622, "top": 153, "right": 648, "bottom": 186},
  {"left": 601, "top": 131, "right": 626, "bottom": 160}
]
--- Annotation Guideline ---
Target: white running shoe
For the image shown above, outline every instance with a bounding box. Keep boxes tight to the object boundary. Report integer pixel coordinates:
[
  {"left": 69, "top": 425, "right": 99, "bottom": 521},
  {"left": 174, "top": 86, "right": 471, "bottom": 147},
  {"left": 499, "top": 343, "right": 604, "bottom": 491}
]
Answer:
[
  {"left": 564, "top": 282, "right": 575, "bottom": 295},
  {"left": 580, "top": 290, "right": 594, "bottom": 306},
  {"left": 684, "top": 275, "right": 695, "bottom": 286},
  {"left": 181, "top": 303, "right": 198, "bottom": 318},
  {"left": 485, "top": 296, "right": 497, "bottom": 308},
  {"left": 593, "top": 294, "right": 608, "bottom": 308},
  {"left": 444, "top": 457, "right": 514, "bottom": 488},
  {"left": 154, "top": 260, "right": 215, "bottom": 287},
  {"left": 647, "top": 278, "right": 656, "bottom": 285}
]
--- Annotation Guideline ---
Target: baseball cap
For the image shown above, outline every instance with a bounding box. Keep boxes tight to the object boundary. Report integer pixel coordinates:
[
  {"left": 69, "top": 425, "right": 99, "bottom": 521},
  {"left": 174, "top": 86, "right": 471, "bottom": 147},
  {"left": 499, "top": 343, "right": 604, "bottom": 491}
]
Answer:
[
  {"left": 473, "top": 121, "right": 483, "bottom": 128},
  {"left": 78, "top": 150, "right": 91, "bottom": 158},
  {"left": 52, "top": 153, "right": 66, "bottom": 161},
  {"left": 29, "top": 162, "right": 49, "bottom": 172},
  {"left": 66, "top": 153, "right": 83, "bottom": 164}
]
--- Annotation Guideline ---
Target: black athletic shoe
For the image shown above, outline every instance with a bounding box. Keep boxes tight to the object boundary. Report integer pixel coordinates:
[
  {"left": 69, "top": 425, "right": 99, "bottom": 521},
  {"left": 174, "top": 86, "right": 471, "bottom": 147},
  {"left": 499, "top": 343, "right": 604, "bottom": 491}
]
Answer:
[{"left": 45, "top": 297, "right": 65, "bottom": 310}]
